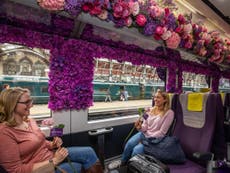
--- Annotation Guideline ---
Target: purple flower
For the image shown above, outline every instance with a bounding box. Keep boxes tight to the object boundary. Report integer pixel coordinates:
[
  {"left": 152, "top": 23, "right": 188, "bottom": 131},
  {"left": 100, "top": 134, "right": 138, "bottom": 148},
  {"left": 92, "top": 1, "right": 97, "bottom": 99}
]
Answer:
[{"left": 143, "top": 21, "right": 158, "bottom": 36}]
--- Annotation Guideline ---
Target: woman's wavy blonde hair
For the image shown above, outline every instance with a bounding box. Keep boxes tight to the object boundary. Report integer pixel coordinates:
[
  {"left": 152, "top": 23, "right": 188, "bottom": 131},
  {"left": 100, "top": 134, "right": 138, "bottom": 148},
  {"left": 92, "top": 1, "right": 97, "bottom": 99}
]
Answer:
[
  {"left": 152, "top": 90, "right": 170, "bottom": 116},
  {"left": 0, "top": 87, "right": 30, "bottom": 126}
]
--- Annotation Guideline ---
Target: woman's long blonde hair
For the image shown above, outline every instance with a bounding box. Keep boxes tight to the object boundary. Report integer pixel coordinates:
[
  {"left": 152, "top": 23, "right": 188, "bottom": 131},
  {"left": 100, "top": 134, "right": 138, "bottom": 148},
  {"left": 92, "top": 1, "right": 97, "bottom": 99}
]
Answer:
[
  {"left": 151, "top": 90, "right": 170, "bottom": 116},
  {"left": 0, "top": 87, "right": 30, "bottom": 126}
]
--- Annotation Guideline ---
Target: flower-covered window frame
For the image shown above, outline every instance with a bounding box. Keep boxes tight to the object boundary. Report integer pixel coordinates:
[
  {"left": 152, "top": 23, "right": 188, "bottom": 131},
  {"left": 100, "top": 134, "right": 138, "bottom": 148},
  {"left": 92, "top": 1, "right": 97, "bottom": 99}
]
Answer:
[{"left": 0, "top": 21, "right": 225, "bottom": 111}]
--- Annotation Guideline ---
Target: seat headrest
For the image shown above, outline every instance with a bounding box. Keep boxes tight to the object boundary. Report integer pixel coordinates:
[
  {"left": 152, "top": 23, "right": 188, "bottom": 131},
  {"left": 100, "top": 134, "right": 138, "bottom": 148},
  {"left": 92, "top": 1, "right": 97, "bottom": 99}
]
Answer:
[
  {"left": 187, "top": 93, "right": 204, "bottom": 112},
  {"left": 179, "top": 93, "right": 208, "bottom": 128}
]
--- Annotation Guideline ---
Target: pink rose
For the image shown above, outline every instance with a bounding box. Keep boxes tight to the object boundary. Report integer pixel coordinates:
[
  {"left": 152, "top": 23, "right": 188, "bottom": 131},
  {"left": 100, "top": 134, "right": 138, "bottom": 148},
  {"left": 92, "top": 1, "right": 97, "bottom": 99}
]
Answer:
[
  {"left": 166, "top": 32, "right": 181, "bottom": 49},
  {"left": 161, "top": 29, "right": 172, "bottom": 40},
  {"left": 209, "top": 55, "right": 224, "bottom": 64},
  {"left": 38, "top": 0, "right": 64, "bottom": 11},
  {"left": 184, "top": 40, "right": 192, "bottom": 49},
  {"left": 183, "top": 23, "right": 192, "bottom": 34},
  {"left": 149, "top": 5, "right": 164, "bottom": 18},
  {"left": 135, "top": 14, "right": 147, "bottom": 27},
  {"left": 155, "top": 26, "right": 164, "bottom": 35},
  {"left": 125, "top": 17, "right": 133, "bottom": 27},
  {"left": 113, "top": 1, "right": 131, "bottom": 19},
  {"left": 82, "top": 3, "right": 93, "bottom": 12},
  {"left": 90, "top": 6, "right": 102, "bottom": 15},
  {"left": 178, "top": 14, "right": 186, "bottom": 24},
  {"left": 129, "top": 1, "right": 140, "bottom": 16},
  {"left": 198, "top": 47, "right": 207, "bottom": 56}
]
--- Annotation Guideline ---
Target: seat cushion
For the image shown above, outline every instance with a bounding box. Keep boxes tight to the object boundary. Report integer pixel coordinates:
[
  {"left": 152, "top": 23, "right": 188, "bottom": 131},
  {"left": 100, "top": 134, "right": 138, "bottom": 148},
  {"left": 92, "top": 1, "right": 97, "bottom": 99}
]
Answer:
[{"left": 168, "top": 160, "right": 206, "bottom": 173}]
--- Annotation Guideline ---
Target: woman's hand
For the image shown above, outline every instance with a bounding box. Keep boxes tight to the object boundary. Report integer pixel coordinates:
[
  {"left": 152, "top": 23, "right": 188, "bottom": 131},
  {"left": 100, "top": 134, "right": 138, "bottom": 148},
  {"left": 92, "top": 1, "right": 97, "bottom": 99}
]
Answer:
[
  {"left": 52, "top": 137, "right": 63, "bottom": 149},
  {"left": 53, "top": 147, "right": 68, "bottom": 166},
  {"left": 134, "top": 118, "right": 143, "bottom": 130}
]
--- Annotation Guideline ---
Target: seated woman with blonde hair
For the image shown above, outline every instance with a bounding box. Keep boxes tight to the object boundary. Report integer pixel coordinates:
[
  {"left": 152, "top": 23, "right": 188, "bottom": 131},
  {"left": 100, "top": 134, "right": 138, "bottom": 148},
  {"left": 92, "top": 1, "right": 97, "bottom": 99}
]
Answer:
[
  {"left": 0, "top": 87, "right": 103, "bottom": 173},
  {"left": 108, "top": 90, "right": 174, "bottom": 169}
]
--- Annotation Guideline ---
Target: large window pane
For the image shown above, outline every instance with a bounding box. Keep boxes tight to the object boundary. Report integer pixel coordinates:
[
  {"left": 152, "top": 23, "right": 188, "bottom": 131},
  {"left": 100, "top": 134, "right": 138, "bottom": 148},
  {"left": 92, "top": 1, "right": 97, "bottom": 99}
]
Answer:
[
  {"left": 219, "top": 78, "right": 230, "bottom": 93},
  {"left": 0, "top": 43, "right": 50, "bottom": 119},
  {"left": 182, "top": 72, "right": 209, "bottom": 92},
  {"left": 88, "top": 58, "right": 165, "bottom": 120}
]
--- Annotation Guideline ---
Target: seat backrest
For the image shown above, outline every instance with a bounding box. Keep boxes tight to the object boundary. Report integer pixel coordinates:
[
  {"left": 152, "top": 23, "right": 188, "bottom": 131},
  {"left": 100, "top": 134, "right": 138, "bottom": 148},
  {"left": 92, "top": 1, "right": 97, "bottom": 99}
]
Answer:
[
  {"left": 172, "top": 93, "right": 217, "bottom": 160},
  {"left": 224, "top": 93, "right": 230, "bottom": 121},
  {"left": 211, "top": 94, "right": 226, "bottom": 160}
]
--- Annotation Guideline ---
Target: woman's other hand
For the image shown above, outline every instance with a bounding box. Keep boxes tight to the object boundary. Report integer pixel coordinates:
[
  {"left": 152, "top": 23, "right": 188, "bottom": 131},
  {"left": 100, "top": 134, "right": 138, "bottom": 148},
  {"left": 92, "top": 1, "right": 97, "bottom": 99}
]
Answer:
[
  {"left": 52, "top": 137, "right": 63, "bottom": 149},
  {"left": 53, "top": 147, "right": 68, "bottom": 166},
  {"left": 134, "top": 118, "right": 143, "bottom": 130}
]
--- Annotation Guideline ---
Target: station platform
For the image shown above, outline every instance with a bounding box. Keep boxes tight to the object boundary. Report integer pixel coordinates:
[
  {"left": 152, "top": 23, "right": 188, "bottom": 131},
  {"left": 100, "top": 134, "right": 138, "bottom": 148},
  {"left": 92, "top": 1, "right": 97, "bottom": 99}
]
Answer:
[{"left": 30, "top": 99, "right": 152, "bottom": 117}]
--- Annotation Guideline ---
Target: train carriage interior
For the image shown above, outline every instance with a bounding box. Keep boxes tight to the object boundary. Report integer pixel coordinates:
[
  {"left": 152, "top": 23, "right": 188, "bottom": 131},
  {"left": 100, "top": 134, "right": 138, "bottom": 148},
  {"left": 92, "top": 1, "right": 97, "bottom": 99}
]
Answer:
[{"left": 1, "top": 0, "right": 230, "bottom": 173}]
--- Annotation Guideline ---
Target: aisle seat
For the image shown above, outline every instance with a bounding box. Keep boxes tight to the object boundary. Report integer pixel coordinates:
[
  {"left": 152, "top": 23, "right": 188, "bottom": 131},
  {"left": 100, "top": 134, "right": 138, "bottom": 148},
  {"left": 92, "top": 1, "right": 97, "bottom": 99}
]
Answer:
[{"left": 167, "top": 93, "right": 217, "bottom": 173}]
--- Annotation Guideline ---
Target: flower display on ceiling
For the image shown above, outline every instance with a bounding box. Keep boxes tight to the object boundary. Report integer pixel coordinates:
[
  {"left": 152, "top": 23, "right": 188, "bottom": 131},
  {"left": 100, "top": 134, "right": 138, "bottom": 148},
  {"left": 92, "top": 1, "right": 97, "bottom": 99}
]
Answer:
[{"left": 37, "top": 0, "right": 230, "bottom": 65}]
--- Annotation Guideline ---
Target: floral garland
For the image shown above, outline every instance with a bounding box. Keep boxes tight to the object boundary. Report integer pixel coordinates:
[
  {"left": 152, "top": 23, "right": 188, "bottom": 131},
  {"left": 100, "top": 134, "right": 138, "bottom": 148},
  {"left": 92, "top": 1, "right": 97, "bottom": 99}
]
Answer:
[
  {"left": 81, "top": 25, "right": 223, "bottom": 92},
  {"left": 37, "top": 0, "right": 230, "bottom": 66}
]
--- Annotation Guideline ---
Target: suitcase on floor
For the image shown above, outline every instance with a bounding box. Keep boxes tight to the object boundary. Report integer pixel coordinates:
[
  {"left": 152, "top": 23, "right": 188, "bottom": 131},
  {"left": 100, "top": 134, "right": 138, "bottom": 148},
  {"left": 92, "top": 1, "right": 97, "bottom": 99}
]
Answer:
[{"left": 127, "top": 154, "right": 169, "bottom": 173}]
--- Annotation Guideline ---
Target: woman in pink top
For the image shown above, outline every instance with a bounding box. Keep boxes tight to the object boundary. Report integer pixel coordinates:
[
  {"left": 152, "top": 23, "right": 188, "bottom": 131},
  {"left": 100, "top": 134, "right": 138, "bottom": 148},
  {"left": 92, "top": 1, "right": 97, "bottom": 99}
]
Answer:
[
  {"left": 0, "top": 87, "right": 103, "bottom": 173},
  {"left": 108, "top": 90, "right": 174, "bottom": 169}
]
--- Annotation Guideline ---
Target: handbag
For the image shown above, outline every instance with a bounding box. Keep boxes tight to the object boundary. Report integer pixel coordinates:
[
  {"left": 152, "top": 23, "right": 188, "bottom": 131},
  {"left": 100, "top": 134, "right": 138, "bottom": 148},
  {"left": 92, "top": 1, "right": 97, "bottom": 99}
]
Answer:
[
  {"left": 127, "top": 154, "right": 169, "bottom": 173},
  {"left": 142, "top": 136, "right": 186, "bottom": 164}
]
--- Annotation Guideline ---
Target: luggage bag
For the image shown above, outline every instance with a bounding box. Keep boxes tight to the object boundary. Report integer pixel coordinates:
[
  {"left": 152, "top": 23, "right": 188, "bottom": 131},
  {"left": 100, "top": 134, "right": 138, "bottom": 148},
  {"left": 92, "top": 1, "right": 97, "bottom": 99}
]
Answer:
[{"left": 127, "top": 154, "right": 169, "bottom": 173}]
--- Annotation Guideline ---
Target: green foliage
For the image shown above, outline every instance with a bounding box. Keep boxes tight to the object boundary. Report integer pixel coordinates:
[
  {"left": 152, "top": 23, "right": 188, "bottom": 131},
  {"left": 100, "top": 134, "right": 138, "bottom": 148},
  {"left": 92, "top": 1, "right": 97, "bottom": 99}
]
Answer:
[
  {"left": 54, "top": 124, "right": 65, "bottom": 129},
  {"left": 138, "top": 108, "right": 144, "bottom": 116}
]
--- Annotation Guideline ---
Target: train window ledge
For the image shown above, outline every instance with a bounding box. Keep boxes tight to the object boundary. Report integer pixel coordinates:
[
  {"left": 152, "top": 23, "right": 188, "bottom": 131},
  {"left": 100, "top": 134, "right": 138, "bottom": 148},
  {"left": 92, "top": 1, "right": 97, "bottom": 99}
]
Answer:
[
  {"left": 88, "top": 108, "right": 140, "bottom": 121},
  {"left": 29, "top": 112, "right": 52, "bottom": 121},
  {"left": 88, "top": 114, "right": 139, "bottom": 124}
]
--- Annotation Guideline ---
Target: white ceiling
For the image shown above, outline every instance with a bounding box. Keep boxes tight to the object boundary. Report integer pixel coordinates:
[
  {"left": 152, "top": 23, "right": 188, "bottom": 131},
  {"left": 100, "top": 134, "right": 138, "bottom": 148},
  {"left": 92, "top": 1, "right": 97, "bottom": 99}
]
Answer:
[{"left": 209, "top": 0, "right": 230, "bottom": 19}]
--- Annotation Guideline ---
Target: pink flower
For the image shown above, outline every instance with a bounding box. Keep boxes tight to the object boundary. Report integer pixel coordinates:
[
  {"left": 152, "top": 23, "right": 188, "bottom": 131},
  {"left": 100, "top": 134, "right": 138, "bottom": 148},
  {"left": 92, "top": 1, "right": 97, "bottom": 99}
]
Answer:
[
  {"left": 198, "top": 47, "right": 207, "bottom": 56},
  {"left": 166, "top": 32, "right": 181, "bottom": 49},
  {"left": 184, "top": 40, "right": 193, "bottom": 49},
  {"left": 37, "top": 0, "right": 64, "bottom": 11},
  {"left": 209, "top": 55, "right": 224, "bottom": 64},
  {"left": 135, "top": 14, "right": 147, "bottom": 27},
  {"left": 183, "top": 23, "right": 192, "bottom": 34},
  {"left": 125, "top": 17, "right": 133, "bottom": 27},
  {"left": 149, "top": 5, "right": 164, "bottom": 18},
  {"left": 155, "top": 26, "right": 164, "bottom": 35},
  {"left": 178, "top": 14, "right": 186, "bottom": 24},
  {"left": 161, "top": 29, "right": 172, "bottom": 40},
  {"left": 201, "top": 33, "right": 211, "bottom": 45},
  {"left": 41, "top": 118, "right": 54, "bottom": 126},
  {"left": 82, "top": 3, "right": 93, "bottom": 12},
  {"left": 129, "top": 1, "right": 140, "bottom": 16},
  {"left": 175, "top": 26, "right": 182, "bottom": 34},
  {"left": 113, "top": 1, "right": 131, "bottom": 19}
]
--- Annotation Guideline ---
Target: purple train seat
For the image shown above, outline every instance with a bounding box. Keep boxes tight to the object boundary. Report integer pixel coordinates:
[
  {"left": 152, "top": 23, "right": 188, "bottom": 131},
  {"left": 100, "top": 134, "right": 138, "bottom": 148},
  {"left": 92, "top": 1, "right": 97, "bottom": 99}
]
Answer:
[
  {"left": 168, "top": 93, "right": 218, "bottom": 173},
  {"left": 211, "top": 94, "right": 226, "bottom": 160}
]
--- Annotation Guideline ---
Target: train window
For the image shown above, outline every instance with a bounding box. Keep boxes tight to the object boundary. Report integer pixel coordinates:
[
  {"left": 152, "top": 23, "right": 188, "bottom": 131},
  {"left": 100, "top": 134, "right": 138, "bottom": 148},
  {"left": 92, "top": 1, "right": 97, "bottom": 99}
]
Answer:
[
  {"left": 0, "top": 43, "right": 51, "bottom": 119},
  {"left": 182, "top": 72, "right": 209, "bottom": 92},
  {"left": 219, "top": 78, "right": 230, "bottom": 93},
  {"left": 88, "top": 58, "right": 165, "bottom": 120},
  {"left": 41, "top": 86, "right": 48, "bottom": 93}
]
